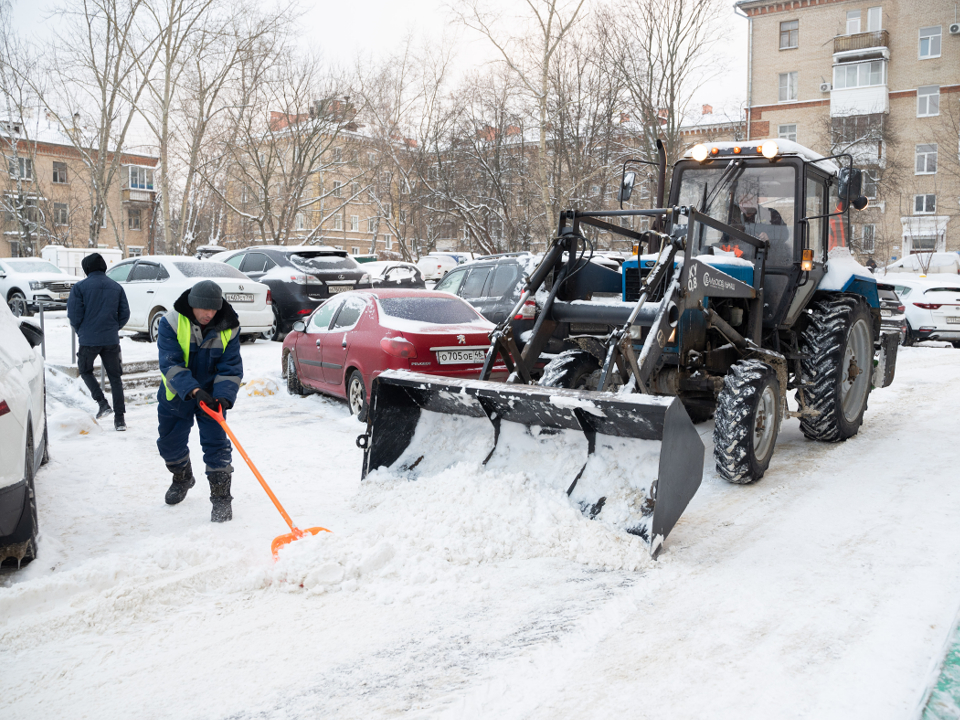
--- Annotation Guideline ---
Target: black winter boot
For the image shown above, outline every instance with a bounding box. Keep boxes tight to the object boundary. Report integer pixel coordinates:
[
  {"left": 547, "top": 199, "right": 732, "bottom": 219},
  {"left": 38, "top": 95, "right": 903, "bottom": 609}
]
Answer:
[
  {"left": 208, "top": 470, "right": 233, "bottom": 522},
  {"left": 96, "top": 400, "right": 112, "bottom": 419},
  {"left": 165, "top": 461, "right": 195, "bottom": 505}
]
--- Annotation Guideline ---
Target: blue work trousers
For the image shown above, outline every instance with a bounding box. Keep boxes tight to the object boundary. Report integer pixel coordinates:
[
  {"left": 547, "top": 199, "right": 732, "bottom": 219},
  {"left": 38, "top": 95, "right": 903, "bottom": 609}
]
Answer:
[{"left": 157, "top": 398, "right": 233, "bottom": 474}]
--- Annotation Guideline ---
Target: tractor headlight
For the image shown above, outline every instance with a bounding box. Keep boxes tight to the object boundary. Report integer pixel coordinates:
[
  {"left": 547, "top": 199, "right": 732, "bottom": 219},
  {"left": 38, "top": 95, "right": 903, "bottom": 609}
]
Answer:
[
  {"left": 761, "top": 140, "right": 779, "bottom": 160},
  {"left": 691, "top": 144, "right": 709, "bottom": 162}
]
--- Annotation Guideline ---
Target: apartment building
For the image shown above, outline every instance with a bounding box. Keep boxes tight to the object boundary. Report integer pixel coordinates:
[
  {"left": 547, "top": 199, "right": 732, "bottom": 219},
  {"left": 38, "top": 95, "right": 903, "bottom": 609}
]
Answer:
[
  {"left": 737, "top": 0, "right": 960, "bottom": 263},
  {"left": 1, "top": 121, "right": 159, "bottom": 259}
]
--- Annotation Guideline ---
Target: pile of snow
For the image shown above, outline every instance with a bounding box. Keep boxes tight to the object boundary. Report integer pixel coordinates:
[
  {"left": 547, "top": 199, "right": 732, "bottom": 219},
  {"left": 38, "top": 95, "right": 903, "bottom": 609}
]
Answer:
[
  {"left": 49, "top": 408, "right": 101, "bottom": 437},
  {"left": 821, "top": 245, "right": 873, "bottom": 291}
]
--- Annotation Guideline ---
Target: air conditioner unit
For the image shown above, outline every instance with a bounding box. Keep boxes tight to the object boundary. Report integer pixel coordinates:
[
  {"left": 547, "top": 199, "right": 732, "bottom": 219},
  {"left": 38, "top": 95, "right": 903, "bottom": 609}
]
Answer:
[
  {"left": 819, "top": 82, "right": 833, "bottom": 93},
  {"left": 949, "top": 22, "right": 960, "bottom": 34}
]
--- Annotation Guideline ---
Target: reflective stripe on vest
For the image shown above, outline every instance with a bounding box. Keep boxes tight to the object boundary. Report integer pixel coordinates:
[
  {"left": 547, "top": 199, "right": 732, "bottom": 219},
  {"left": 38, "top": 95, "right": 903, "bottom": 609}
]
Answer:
[{"left": 161, "top": 312, "right": 234, "bottom": 401}]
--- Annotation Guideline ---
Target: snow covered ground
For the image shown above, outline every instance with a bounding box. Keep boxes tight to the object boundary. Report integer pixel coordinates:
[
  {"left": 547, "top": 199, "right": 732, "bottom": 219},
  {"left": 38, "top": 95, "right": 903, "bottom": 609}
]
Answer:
[{"left": 2, "top": 319, "right": 960, "bottom": 719}]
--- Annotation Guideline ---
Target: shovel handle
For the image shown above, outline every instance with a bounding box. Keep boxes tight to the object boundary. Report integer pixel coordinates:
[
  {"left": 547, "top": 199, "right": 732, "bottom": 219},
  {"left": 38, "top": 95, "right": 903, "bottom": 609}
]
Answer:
[{"left": 199, "top": 401, "right": 300, "bottom": 535}]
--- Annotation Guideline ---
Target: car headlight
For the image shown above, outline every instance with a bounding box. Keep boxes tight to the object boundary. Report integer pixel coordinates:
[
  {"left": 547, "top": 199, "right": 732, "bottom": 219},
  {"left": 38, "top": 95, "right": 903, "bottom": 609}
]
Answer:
[
  {"left": 29, "top": 281, "right": 44, "bottom": 290},
  {"left": 360, "top": 274, "right": 371, "bottom": 284}
]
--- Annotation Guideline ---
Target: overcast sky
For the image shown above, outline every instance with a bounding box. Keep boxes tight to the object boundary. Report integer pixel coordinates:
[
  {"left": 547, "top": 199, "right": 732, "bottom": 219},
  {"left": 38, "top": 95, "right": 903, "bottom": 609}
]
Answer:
[{"left": 12, "top": 0, "right": 749, "bottom": 136}]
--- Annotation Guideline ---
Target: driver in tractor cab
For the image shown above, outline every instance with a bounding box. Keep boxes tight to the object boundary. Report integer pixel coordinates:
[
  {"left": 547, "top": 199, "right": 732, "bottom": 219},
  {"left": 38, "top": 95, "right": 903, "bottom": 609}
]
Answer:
[{"left": 721, "top": 186, "right": 789, "bottom": 258}]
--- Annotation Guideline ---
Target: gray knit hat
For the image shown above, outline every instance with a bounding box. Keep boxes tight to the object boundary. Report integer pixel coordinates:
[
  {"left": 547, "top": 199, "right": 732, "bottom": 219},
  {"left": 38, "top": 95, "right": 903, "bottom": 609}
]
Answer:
[{"left": 188, "top": 280, "right": 223, "bottom": 310}]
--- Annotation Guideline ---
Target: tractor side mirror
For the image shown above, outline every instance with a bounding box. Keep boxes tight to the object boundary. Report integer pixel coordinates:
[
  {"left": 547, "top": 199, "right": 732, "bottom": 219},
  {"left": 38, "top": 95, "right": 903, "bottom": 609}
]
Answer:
[
  {"left": 618, "top": 171, "right": 637, "bottom": 204},
  {"left": 837, "top": 168, "right": 869, "bottom": 211}
]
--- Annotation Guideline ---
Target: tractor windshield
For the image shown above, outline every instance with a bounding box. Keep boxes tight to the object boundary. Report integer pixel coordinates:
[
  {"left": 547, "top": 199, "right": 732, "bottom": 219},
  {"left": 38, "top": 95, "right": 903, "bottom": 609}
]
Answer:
[{"left": 676, "top": 164, "right": 797, "bottom": 267}]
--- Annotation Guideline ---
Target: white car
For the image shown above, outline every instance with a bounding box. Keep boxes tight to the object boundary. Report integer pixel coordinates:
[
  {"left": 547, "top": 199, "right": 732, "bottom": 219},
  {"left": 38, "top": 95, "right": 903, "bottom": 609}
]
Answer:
[
  {"left": 416, "top": 253, "right": 461, "bottom": 281},
  {"left": 0, "top": 257, "right": 83, "bottom": 317},
  {"left": 885, "top": 274, "right": 960, "bottom": 346},
  {"left": 0, "top": 302, "right": 47, "bottom": 566},
  {"left": 882, "top": 252, "right": 960, "bottom": 276},
  {"left": 105, "top": 255, "right": 274, "bottom": 341}
]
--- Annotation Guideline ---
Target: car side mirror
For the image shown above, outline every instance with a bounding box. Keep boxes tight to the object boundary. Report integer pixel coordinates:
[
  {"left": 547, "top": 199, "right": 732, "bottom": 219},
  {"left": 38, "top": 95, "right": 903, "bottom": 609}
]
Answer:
[
  {"left": 618, "top": 171, "right": 637, "bottom": 204},
  {"left": 19, "top": 321, "right": 43, "bottom": 348},
  {"left": 0, "top": 271, "right": 6, "bottom": 279},
  {"left": 292, "top": 321, "right": 306, "bottom": 333}
]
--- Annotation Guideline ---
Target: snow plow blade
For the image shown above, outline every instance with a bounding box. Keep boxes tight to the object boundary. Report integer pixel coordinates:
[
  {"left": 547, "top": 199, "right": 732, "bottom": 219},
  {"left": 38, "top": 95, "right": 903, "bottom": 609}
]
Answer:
[{"left": 358, "top": 371, "right": 705, "bottom": 557}]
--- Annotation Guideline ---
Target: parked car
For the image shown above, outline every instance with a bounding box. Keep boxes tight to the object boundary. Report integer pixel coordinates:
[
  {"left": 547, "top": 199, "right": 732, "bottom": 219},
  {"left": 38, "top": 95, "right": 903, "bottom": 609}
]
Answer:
[
  {"left": 882, "top": 252, "right": 960, "bottom": 276},
  {"left": 104, "top": 256, "right": 274, "bottom": 341},
  {"left": 195, "top": 245, "right": 227, "bottom": 259},
  {"left": 281, "top": 289, "right": 499, "bottom": 416},
  {"left": 0, "top": 257, "right": 82, "bottom": 317},
  {"left": 363, "top": 261, "right": 426, "bottom": 289},
  {"left": 416, "top": 252, "right": 461, "bottom": 281},
  {"left": 41, "top": 245, "right": 123, "bottom": 277},
  {"left": 877, "top": 283, "right": 907, "bottom": 344},
  {"left": 213, "top": 246, "right": 372, "bottom": 341},
  {"left": 0, "top": 302, "right": 47, "bottom": 566},
  {"left": 885, "top": 274, "right": 960, "bottom": 346}
]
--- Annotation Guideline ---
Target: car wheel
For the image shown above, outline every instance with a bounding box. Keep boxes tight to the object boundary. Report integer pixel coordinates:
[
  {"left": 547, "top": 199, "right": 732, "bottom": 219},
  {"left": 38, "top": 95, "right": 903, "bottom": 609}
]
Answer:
[
  {"left": 7, "top": 291, "right": 28, "bottom": 317},
  {"left": 148, "top": 308, "right": 165, "bottom": 343},
  {"left": 902, "top": 322, "right": 915, "bottom": 347},
  {"left": 347, "top": 370, "right": 366, "bottom": 420},
  {"left": 240, "top": 334, "right": 257, "bottom": 344},
  {"left": 261, "top": 307, "right": 280, "bottom": 341},
  {"left": 286, "top": 353, "right": 307, "bottom": 396}
]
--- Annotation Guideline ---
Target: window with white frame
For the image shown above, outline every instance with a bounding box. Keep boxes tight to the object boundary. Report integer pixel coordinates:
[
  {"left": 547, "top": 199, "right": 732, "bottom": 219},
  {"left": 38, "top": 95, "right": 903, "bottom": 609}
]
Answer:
[
  {"left": 334, "top": 214, "right": 343, "bottom": 230},
  {"left": 833, "top": 60, "right": 885, "bottom": 89},
  {"left": 780, "top": 20, "right": 798, "bottom": 49},
  {"left": 778, "top": 72, "right": 798, "bottom": 102},
  {"left": 128, "top": 208, "right": 142, "bottom": 230},
  {"left": 917, "top": 86, "right": 940, "bottom": 117},
  {"left": 352, "top": 182, "right": 359, "bottom": 196},
  {"left": 919, "top": 26, "right": 941, "bottom": 59},
  {"left": 8, "top": 156, "right": 33, "bottom": 180},
  {"left": 866, "top": 7, "right": 881, "bottom": 32},
  {"left": 384, "top": 235, "right": 392, "bottom": 249},
  {"left": 915, "top": 144, "right": 937, "bottom": 174},
  {"left": 52, "top": 161, "right": 68, "bottom": 184},
  {"left": 333, "top": 147, "right": 342, "bottom": 162},
  {"left": 295, "top": 212, "right": 305, "bottom": 231},
  {"left": 349, "top": 215, "right": 359, "bottom": 232},
  {"left": 129, "top": 166, "right": 154, "bottom": 190},
  {"left": 846, "top": 10, "right": 861, "bottom": 34},
  {"left": 914, "top": 194, "right": 936, "bottom": 214},
  {"left": 778, "top": 124, "right": 797, "bottom": 141},
  {"left": 332, "top": 181, "right": 342, "bottom": 197},
  {"left": 351, "top": 247, "right": 359, "bottom": 255},
  {"left": 862, "top": 169, "right": 878, "bottom": 199},
  {"left": 367, "top": 152, "right": 377, "bottom": 166},
  {"left": 910, "top": 234, "right": 939, "bottom": 252},
  {"left": 128, "top": 246, "right": 143, "bottom": 257},
  {"left": 367, "top": 217, "right": 376, "bottom": 233},
  {"left": 861, "top": 224, "right": 875, "bottom": 253},
  {"left": 53, "top": 202, "right": 68, "bottom": 226}
]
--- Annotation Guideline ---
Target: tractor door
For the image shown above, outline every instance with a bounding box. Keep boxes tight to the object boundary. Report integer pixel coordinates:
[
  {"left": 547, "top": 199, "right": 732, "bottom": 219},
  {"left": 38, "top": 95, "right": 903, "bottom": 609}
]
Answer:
[{"left": 782, "top": 170, "right": 829, "bottom": 327}]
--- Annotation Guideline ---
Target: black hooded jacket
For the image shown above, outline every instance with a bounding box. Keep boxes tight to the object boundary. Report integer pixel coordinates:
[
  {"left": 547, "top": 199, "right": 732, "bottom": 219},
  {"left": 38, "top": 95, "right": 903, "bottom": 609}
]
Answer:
[{"left": 67, "top": 254, "right": 130, "bottom": 346}]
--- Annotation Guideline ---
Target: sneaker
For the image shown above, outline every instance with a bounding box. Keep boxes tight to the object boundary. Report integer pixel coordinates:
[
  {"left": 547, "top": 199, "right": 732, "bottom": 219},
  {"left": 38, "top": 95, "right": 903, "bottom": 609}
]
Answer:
[
  {"left": 114, "top": 416, "right": 126, "bottom": 432},
  {"left": 96, "top": 402, "right": 113, "bottom": 419}
]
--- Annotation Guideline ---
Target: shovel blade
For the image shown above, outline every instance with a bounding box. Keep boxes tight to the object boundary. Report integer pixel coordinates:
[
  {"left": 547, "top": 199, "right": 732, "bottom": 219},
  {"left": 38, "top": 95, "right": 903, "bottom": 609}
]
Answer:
[{"left": 271, "top": 526, "right": 331, "bottom": 560}]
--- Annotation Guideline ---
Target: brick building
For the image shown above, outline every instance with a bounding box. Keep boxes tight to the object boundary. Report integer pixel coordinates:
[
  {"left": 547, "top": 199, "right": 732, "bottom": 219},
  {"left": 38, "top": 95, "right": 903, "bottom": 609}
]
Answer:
[
  {"left": 1, "top": 120, "right": 159, "bottom": 259},
  {"left": 737, "top": 0, "right": 960, "bottom": 263}
]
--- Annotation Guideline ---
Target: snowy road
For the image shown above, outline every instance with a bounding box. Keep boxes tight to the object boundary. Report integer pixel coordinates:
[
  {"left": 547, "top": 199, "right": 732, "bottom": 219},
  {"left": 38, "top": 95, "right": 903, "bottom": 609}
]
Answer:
[{"left": 2, "top": 330, "right": 959, "bottom": 719}]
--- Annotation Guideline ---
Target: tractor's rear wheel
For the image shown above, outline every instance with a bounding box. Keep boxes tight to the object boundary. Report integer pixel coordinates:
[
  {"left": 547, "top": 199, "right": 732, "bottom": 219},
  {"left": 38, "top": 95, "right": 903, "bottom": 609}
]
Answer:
[
  {"left": 714, "top": 359, "right": 781, "bottom": 484},
  {"left": 799, "top": 295, "right": 873, "bottom": 442},
  {"left": 538, "top": 350, "right": 601, "bottom": 390}
]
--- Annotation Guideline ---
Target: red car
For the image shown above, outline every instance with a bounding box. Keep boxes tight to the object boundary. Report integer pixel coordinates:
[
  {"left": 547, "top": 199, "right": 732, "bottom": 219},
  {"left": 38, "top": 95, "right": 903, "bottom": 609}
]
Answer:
[{"left": 281, "top": 289, "right": 499, "bottom": 415}]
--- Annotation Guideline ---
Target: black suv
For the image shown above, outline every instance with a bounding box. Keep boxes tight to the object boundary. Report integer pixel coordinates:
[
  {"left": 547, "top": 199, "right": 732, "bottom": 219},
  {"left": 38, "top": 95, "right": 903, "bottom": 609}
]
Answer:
[{"left": 217, "top": 246, "right": 372, "bottom": 340}]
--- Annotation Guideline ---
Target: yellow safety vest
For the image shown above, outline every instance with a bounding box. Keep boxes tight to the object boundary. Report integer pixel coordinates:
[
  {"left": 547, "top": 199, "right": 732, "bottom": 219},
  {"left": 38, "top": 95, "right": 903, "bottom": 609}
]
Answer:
[{"left": 161, "top": 312, "right": 234, "bottom": 401}]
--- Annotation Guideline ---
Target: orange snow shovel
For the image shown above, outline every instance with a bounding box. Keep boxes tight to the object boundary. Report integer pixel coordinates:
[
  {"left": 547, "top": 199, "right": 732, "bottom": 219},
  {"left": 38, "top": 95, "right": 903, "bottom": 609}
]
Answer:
[{"left": 199, "top": 401, "right": 330, "bottom": 559}]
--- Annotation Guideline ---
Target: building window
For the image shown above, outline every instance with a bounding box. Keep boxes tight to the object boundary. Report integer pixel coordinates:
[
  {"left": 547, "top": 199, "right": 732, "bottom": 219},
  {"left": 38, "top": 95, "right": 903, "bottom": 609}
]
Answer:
[
  {"left": 778, "top": 124, "right": 797, "bottom": 142},
  {"left": 780, "top": 20, "right": 798, "bottom": 49},
  {"left": 128, "top": 246, "right": 143, "bottom": 257},
  {"left": 833, "top": 60, "right": 885, "bottom": 90},
  {"left": 866, "top": 7, "right": 881, "bottom": 31},
  {"left": 863, "top": 169, "right": 878, "bottom": 199},
  {"left": 367, "top": 217, "right": 377, "bottom": 233},
  {"left": 53, "top": 202, "right": 68, "bottom": 225},
  {"left": 861, "top": 224, "right": 875, "bottom": 253},
  {"left": 8, "top": 156, "right": 33, "bottom": 180},
  {"left": 778, "top": 72, "right": 798, "bottom": 102},
  {"left": 333, "top": 147, "right": 342, "bottom": 162},
  {"left": 352, "top": 182, "right": 360, "bottom": 197},
  {"left": 914, "top": 194, "right": 936, "bottom": 214},
  {"left": 917, "top": 86, "right": 940, "bottom": 117},
  {"left": 52, "top": 161, "right": 68, "bottom": 184},
  {"left": 349, "top": 215, "right": 359, "bottom": 232},
  {"left": 831, "top": 113, "right": 884, "bottom": 144},
  {"left": 129, "top": 166, "right": 154, "bottom": 190},
  {"left": 334, "top": 214, "right": 343, "bottom": 230},
  {"left": 915, "top": 144, "right": 937, "bottom": 174},
  {"left": 128, "top": 208, "right": 142, "bottom": 230},
  {"left": 332, "top": 181, "right": 342, "bottom": 197},
  {"left": 351, "top": 247, "right": 359, "bottom": 255},
  {"left": 384, "top": 235, "right": 392, "bottom": 249},
  {"left": 295, "top": 212, "right": 305, "bottom": 231},
  {"left": 846, "top": 10, "right": 861, "bottom": 35},
  {"left": 367, "top": 152, "right": 377, "bottom": 166},
  {"left": 919, "top": 26, "right": 941, "bottom": 59}
]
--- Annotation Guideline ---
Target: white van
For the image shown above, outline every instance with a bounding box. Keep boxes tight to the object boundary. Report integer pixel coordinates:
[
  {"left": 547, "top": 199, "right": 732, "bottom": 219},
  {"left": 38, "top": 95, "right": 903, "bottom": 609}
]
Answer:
[{"left": 41, "top": 245, "right": 123, "bottom": 277}]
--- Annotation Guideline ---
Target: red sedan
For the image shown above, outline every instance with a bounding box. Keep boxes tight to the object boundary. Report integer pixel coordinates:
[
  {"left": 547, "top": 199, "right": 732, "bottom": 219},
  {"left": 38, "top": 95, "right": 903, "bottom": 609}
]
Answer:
[{"left": 281, "top": 288, "right": 499, "bottom": 415}]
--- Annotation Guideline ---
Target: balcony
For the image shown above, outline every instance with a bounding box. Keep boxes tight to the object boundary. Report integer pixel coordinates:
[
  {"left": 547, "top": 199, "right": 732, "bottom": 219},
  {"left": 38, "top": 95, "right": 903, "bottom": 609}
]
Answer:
[
  {"left": 123, "top": 188, "right": 155, "bottom": 204},
  {"left": 834, "top": 30, "right": 889, "bottom": 54}
]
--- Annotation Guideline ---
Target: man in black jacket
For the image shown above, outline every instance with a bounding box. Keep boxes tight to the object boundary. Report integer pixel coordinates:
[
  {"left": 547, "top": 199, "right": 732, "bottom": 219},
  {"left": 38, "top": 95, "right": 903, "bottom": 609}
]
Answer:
[{"left": 67, "top": 253, "right": 131, "bottom": 431}]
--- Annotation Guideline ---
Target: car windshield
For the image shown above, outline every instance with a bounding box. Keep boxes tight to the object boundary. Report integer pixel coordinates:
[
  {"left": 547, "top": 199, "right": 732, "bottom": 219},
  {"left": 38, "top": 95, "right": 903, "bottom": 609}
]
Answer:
[
  {"left": 378, "top": 296, "right": 481, "bottom": 324},
  {"left": 676, "top": 164, "right": 796, "bottom": 266},
  {"left": 7, "top": 259, "right": 63, "bottom": 273},
  {"left": 288, "top": 251, "right": 359, "bottom": 272},
  {"left": 174, "top": 262, "right": 247, "bottom": 278}
]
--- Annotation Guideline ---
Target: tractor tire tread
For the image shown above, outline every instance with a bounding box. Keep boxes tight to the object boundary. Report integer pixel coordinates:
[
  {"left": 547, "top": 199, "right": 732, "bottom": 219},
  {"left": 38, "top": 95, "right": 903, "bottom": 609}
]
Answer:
[{"left": 713, "top": 359, "right": 780, "bottom": 484}]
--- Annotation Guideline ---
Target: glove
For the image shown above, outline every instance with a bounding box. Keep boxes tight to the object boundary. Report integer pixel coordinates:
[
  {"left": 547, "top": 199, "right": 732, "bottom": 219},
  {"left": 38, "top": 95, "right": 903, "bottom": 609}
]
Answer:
[
  {"left": 214, "top": 398, "right": 233, "bottom": 411},
  {"left": 193, "top": 389, "right": 219, "bottom": 412}
]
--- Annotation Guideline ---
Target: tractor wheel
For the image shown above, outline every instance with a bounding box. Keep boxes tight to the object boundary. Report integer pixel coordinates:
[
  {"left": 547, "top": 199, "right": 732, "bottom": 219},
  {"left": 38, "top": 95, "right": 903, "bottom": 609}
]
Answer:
[
  {"left": 538, "top": 350, "right": 601, "bottom": 390},
  {"left": 286, "top": 354, "right": 307, "bottom": 396},
  {"left": 799, "top": 295, "right": 873, "bottom": 442},
  {"left": 713, "top": 359, "right": 781, "bottom": 484}
]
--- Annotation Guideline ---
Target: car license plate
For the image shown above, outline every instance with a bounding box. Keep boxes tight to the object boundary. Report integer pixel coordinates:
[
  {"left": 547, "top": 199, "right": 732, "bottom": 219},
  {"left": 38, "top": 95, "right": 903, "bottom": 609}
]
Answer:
[
  {"left": 225, "top": 293, "right": 253, "bottom": 302},
  {"left": 58, "top": 292, "right": 70, "bottom": 300},
  {"left": 880, "top": 309, "right": 891, "bottom": 317},
  {"left": 947, "top": 317, "right": 960, "bottom": 325},
  {"left": 328, "top": 285, "right": 352, "bottom": 294},
  {"left": 436, "top": 349, "right": 487, "bottom": 364}
]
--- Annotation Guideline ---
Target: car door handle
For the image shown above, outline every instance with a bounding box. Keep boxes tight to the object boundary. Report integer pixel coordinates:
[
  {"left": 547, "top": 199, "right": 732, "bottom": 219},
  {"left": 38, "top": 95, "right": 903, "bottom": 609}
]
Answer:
[
  {"left": 316, "top": 339, "right": 322, "bottom": 347},
  {"left": 341, "top": 339, "right": 347, "bottom": 348},
  {"left": 147, "top": 290, "right": 154, "bottom": 294}
]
